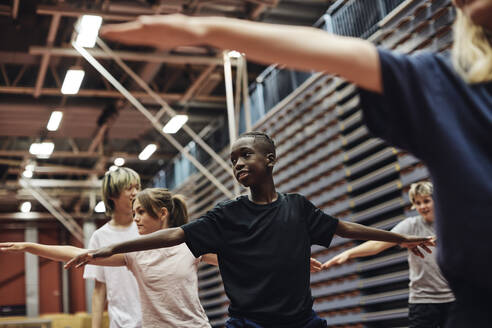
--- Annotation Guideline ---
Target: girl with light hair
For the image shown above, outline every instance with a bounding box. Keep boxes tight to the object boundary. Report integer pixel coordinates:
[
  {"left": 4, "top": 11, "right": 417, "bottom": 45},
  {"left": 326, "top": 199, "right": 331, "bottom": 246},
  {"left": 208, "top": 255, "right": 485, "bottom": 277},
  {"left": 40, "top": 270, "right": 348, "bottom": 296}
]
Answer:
[{"left": 323, "top": 181, "right": 455, "bottom": 328}]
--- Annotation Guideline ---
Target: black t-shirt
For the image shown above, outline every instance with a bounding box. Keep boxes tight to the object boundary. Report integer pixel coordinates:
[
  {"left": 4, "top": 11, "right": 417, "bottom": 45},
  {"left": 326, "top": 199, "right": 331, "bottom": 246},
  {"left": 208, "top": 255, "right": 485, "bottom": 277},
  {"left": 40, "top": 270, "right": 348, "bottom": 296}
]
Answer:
[{"left": 181, "top": 193, "right": 338, "bottom": 326}]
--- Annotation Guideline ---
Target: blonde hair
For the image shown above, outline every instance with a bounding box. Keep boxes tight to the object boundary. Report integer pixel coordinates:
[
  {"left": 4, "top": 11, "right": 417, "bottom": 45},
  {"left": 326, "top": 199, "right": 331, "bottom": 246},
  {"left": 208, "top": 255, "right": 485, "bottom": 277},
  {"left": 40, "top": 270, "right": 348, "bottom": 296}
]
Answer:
[
  {"left": 102, "top": 167, "right": 141, "bottom": 216},
  {"left": 452, "top": 10, "right": 492, "bottom": 83},
  {"left": 408, "top": 181, "right": 433, "bottom": 209},
  {"left": 135, "top": 188, "right": 189, "bottom": 228}
]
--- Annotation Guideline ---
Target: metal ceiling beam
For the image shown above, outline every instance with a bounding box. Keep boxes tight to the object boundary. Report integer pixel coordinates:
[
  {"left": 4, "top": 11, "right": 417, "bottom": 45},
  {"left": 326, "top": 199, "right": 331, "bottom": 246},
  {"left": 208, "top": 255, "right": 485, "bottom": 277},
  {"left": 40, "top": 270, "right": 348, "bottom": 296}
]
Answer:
[
  {"left": 29, "top": 46, "right": 230, "bottom": 66},
  {"left": 93, "top": 38, "right": 236, "bottom": 183},
  {"left": 179, "top": 65, "right": 216, "bottom": 105},
  {"left": 37, "top": 5, "right": 140, "bottom": 21},
  {"left": 8, "top": 165, "right": 104, "bottom": 176},
  {"left": 19, "top": 179, "right": 84, "bottom": 242},
  {"left": 0, "top": 51, "right": 39, "bottom": 64},
  {"left": 0, "top": 212, "right": 105, "bottom": 220},
  {"left": 15, "top": 179, "right": 101, "bottom": 189},
  {"left": 74, "top": 41, "right": 234, "bottom": 199},
  {"left": 0, "top": 86, "right": 226, "bottom": 103},
  {"left": 34, "top": 14, "right": 61, "bottom": 98}
]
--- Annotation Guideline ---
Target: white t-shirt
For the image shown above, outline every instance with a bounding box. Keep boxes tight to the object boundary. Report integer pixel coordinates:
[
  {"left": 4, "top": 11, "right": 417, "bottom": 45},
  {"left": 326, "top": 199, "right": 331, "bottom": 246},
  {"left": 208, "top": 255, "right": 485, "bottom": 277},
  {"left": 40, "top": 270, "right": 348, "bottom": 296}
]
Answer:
[
  {"left": 124, "top": 243, "right": 210, "bottom": 328},
  {"left": 84, "top": 222, "right": 142, "bottom": 328},
  {"left": 392, "top": 216, "right": 455, "bottom": 304}
]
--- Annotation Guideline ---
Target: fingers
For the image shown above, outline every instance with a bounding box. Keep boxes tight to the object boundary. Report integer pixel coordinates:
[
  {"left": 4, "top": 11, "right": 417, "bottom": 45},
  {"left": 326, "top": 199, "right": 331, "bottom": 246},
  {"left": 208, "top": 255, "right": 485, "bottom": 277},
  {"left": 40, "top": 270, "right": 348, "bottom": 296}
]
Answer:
[
  {"left": 421, "top": 244, "right": 432, "bottom": 253},
  {"left": 321, "top": 259, "right": 337, "bottom": 270},
  {"left": 64, "top": 254, "right": 92, "bottom": 269},
  {"left": 310, "top": 258, "right": 322, "bottom": 273},
  {"left": 410, "top": 247, "right": 424, "bottom": 258}
]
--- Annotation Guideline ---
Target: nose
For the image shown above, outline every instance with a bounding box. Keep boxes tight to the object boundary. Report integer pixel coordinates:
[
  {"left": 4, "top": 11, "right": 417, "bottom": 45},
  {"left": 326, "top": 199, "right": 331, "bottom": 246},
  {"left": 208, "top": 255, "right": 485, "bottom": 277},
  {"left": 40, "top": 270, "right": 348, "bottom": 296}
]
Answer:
[{"left": 234, "top": 158, "right": 245, "bottom": 171}]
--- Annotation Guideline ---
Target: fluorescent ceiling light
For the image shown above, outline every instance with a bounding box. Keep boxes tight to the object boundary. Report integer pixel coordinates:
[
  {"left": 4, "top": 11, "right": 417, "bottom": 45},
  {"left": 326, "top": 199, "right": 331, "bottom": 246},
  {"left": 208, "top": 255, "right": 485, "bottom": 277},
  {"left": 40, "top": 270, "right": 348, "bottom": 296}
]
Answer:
[
  {"left": 47, "top": 111, "right": 63, "bottom": 131},
  {"left": 114, "top": 157, "right": 125, "bottom": 166},
  {"left": 75, "top": 15, "right": 103, "bottom": 48},
  {"left": 61, "top": 69, "right": 85, "bottom": 95},
  {"left": 138, "top": 144, "right": 157, "bottom": 160},
  {"left": 25, "top": 163, "right": 36, "bottom": 171},
  {"left": 162, "top": 115, "right": 188, "bottom": 134},
  {"left": 94, "top": 201, "right": 106, "bottom": 213},
  {"left": 22, "top": 170, "right": 33, "bottom": 178},
  {"left": 228, "top": 50, "right": 242, "bottom": 58},
  {"left": 20, "top": 201, "right": 32, "bottom": 213},
  {"left": 29, "top": 142, "right": 54, "bottom": 158}
]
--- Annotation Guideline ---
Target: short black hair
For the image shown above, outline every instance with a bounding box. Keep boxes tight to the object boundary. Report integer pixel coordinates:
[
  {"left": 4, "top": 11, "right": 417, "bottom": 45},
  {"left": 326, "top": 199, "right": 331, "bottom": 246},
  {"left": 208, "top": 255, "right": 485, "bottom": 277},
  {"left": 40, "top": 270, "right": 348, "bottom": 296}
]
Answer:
[{"left": 238, "top": 131, "right": 276, "bottom": 157}]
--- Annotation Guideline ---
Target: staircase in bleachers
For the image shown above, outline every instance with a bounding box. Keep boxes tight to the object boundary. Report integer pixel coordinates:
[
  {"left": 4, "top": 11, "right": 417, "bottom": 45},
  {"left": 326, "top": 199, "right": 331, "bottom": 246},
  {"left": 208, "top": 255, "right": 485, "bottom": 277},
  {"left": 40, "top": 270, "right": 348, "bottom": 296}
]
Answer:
[{"left": 172, "top": 0, "right": 455, "bottom": 326}]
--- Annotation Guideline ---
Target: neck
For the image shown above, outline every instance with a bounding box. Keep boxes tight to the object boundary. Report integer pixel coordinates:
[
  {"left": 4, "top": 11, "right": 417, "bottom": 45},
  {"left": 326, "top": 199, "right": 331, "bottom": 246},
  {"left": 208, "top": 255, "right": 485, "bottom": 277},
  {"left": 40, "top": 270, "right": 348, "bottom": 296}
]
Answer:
[
  {"left": 422, "top": 216, "right": 434, "bottom": 225},
  {"left": 110, "top": 209, "right": 133, "bottom": 227},
  {"left": 249, "top": 180, "right": 277, "bottom": 204}
]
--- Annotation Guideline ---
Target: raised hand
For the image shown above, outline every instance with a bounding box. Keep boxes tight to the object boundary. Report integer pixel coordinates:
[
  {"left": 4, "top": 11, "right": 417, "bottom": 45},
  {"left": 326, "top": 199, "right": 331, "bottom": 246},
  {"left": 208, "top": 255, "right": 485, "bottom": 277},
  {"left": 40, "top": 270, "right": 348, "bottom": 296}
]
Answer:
[
  {"left": 310, "top": 257, "right": 322, "bottom": 273},
  {"left": 0, "top": 242, "right": 27, "bottom": 253},
  {"left": 399, "top": 236, "right": 435, "bottom": 258},
  {"left": 321, "top": 251, "right": 351, "bottom": 270}
]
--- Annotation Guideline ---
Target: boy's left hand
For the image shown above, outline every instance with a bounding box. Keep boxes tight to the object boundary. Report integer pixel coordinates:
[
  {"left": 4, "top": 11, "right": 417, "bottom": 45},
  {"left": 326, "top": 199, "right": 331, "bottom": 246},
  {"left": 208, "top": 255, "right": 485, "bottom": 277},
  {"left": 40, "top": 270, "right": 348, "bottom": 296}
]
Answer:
[
  {"left": 310, "top": 257, "right": 322, "bottom": 273},
  {"left": 399, "top": 236, "right": 435, "bottom": 258}
]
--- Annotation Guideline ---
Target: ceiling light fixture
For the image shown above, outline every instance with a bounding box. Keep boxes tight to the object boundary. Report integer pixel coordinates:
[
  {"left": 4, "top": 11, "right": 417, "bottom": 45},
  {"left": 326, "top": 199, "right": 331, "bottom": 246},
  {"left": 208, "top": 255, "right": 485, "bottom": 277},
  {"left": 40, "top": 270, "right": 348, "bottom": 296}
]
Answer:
[
  {"left": 138, "top": 144, "right": 157, "bottom": 160},
  {"left": 228, "top": 50, "right": 242, "bottom": 58},
  {"left": 75, "top": 15, "right": 103, "bottom": 48},
  {"left": 162, "top": 115, "right": 188, "bottom": 134},
  {"left": 29, "top": 142, "right": 54, "bottom": 158},
  {"left": 114, "top": 157, "right": 125, "bottom": 166},
  {"left": 61, "top": 68, "right": 85, "bottom": 95},
  {"left": 20, "top": 201, "right": 32, "bottom": 213},
  {"left": 47, "top": 111, "right": 63, "bottom": 131},
  {"left": 94, "top": 201, "right": 106, "bottom": 213}
]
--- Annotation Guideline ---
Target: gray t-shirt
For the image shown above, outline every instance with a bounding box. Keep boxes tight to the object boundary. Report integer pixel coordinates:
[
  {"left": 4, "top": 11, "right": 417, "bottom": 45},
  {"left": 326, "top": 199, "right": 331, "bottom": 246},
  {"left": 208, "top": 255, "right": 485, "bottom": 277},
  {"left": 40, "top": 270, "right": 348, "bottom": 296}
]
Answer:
[{"left": 392, "top": 216, "right": 455, "bottom": 304}]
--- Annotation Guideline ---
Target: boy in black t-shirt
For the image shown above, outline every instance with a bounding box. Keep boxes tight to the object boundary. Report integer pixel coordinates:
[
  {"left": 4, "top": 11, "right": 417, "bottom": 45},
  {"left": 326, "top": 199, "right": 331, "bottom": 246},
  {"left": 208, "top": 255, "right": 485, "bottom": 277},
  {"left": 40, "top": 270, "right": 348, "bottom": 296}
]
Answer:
[{"left": 66, "top": 131, "right": 433, "bottom": 328}]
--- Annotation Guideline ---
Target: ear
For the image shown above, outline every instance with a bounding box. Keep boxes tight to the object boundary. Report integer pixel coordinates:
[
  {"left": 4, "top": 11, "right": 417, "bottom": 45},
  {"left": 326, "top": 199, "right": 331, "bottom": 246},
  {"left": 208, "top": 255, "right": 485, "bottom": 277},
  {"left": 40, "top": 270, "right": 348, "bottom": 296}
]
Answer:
[
  {"left": 159, "top": 207, "right": 169, "bottom": 221},
  {"left": 266, "top": 153, "right": 276, "bottom": 167}
]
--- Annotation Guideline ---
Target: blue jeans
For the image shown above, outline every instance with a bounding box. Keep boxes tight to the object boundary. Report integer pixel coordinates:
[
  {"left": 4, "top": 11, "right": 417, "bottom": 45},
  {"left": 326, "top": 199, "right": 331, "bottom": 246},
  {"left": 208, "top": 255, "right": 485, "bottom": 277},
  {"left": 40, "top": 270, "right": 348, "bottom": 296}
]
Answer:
[{"left": 226, "top": 310, "right": 327, "bottom": 328}]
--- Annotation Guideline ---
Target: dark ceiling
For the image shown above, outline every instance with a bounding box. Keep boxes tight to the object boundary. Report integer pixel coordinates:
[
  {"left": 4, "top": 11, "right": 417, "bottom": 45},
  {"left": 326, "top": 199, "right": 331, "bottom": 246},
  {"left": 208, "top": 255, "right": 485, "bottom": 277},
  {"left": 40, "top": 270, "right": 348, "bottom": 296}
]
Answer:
[{"left": 0, "top": 0, "right": 332, "bottom": 235}]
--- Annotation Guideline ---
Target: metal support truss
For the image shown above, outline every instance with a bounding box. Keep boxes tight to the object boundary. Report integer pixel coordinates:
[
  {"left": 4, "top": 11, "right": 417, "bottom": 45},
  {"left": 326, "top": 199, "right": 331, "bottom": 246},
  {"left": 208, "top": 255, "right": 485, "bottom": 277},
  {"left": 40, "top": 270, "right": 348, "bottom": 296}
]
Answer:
[
  {"left": 19, "top": 179, "right": 84, "bottom": 243},
  {"left": 73, "top": 41, "right": 234, "bottom": 199}
]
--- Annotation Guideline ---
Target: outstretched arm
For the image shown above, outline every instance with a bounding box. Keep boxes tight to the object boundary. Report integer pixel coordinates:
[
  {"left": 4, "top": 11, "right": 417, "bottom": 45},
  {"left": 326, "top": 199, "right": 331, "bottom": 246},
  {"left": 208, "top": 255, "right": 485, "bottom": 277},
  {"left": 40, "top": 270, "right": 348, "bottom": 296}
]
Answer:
[
  {"left": 65, "top": 227, "right": 185, "bottom": 268},
  {"left": 335, "top": 221, "right": 434, "bottom": 257},
  {"left": 321, "top": 240, "right": 395, "bottom": 270},
  {"left": 101, "top": 14, "right": 382, "bottom": 92},
  {"left": 0, "top": 242, "right": 125, "bottom": 266}
]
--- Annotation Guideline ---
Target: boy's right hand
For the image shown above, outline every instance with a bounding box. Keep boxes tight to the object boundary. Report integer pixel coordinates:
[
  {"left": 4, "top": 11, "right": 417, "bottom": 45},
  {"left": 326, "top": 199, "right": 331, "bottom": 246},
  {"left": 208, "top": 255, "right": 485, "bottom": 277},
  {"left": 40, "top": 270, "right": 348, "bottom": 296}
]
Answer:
[
  {"left": 321, "top": 251, "right": 351, "bottom": 270},
  {"left": 0, "top": 242, "right": 27, "bottom": 253},
  {"left": 64, "top": 246, "right": 113, "bottom": 269}
]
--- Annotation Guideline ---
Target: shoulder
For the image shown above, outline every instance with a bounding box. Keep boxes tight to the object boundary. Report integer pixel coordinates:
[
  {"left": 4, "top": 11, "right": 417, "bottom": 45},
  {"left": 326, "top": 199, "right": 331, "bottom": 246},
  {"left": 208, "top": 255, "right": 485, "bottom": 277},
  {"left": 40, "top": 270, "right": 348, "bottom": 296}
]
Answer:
[
  {"left": 213, "top": 195, "right": 249, "bottom": 211},
  {"left": 283, "top": 193, "right": 311, "bottom": 207},
  {"left": 88, "top": 223, "right": 109, "bottom": 239},
  {"left": 282, "top": 192, "right": 306, "bottom": 201},
  {"left": 383, "top": 48, "right": 456, "bottom": 78},
  {"left": 394, "top": 215, "right": 421, "bottom": 232}
]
